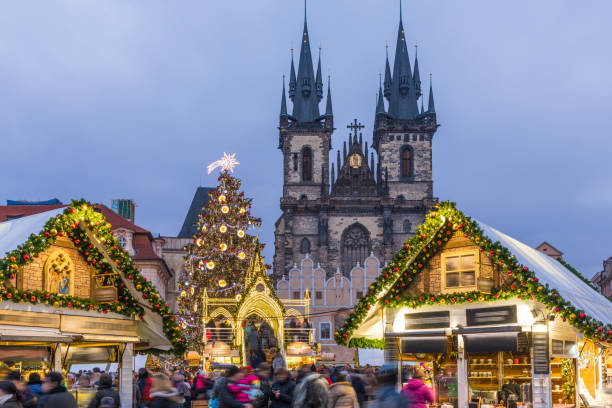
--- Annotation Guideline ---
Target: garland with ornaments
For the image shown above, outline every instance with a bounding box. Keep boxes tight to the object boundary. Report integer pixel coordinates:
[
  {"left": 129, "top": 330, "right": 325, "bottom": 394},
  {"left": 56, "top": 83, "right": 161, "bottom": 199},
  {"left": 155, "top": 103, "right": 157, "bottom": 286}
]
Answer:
[
  {"left": 335, "top": 202, "right": 612, "bottom": 347},
  {"left": 0, "top": 200, "right": 187, "bottom": 355},
  {"left": 178, "top": 154, "right": 262, "bottom": 349}
]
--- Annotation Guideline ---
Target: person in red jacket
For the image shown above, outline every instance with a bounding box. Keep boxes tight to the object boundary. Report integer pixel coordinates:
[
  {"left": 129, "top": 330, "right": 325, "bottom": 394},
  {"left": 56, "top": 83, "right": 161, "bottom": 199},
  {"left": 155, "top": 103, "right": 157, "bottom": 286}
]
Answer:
[{"left": 401, "top": 368, "right": 434, "bottom": 408}]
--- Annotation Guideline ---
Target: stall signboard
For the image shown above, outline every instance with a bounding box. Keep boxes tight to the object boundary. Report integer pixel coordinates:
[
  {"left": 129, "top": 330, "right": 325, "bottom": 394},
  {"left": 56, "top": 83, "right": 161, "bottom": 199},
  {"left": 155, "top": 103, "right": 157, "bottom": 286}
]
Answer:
[
  {"left": 466, "top": 305, "right": 517, "bottom": 327},
  {"left": 404, "top": 311, "right": 450, "bottom": 330},
  {"left": 401, "top": 337, "right": 447, "bottom": 354},
  {"left": 532, "top": 331, "right": 550, "bottom": 374}
]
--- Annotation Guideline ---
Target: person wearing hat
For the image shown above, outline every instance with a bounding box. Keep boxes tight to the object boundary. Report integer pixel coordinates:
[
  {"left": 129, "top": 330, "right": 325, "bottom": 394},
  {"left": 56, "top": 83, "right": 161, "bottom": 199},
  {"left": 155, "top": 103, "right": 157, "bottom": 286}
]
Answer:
[
  {"left": 401, "top": 368, "right": 433, "bottom": 408},
  {"left": 327, "top": 372, "right": 359, "bottom": 408},
  {"left": 37, "top": 372, "right": 78, "bottom": 408}
]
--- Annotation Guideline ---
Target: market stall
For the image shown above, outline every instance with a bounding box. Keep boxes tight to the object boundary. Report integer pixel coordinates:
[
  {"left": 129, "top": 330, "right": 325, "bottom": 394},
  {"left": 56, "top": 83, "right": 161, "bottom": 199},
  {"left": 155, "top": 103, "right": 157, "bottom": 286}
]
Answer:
[
  {"left": 336, "top": 202, "right": 611, "bottom": 408},
  {"left": 0, "top": 203, "right": 185, "bottom": 407}
]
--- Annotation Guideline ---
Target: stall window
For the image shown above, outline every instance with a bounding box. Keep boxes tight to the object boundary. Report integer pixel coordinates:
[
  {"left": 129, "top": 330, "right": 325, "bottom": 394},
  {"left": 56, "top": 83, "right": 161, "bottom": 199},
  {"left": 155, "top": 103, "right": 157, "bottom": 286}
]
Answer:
[
  {"left": 315, "top": 291, "right": 323, "bottom": 300},
  {"left": 356, "top": 291, "right": 363, "bottom": 299},
  {"left": 292, "top": 291, "right": 300, "bottom": 300},
  {"left": 442, "top": 250, "right": 479, "bottom": 291},
  {"left": 320, "top": 322, "right": 331, "bottom": 340}
]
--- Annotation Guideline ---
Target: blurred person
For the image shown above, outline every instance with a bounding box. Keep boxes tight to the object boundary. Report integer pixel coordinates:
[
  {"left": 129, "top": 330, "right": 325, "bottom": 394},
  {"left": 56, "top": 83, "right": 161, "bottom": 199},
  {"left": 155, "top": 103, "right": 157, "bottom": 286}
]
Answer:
[
  {"left": 192, "top": 369, "right": 211, "bottom": 400},
  {"left": 293, "top": 366, "right": 328, "bottom": 408},
  {"left": 252, "top": 364, "right": 270, "bottom": 408},
  {"left": 271, "top": 351, "right": 285, "bottom": 372},
  {"left": 150, "top": 374, "right": 181, "bottom": 408},
  {"left": 137, "top": 368, "right": 153, "bottom": 407},
  {"left": 174, "top": 375, "right": 191, "bottom": 408},
  {"left": 375, "top": 364, "right": 408, "bottom": 408},
  {"left": 87, "top": 374, "right": 120, "bottom": 408},
  {"left": 348, "top": 369, "right": 366, "bottom": 406},
  {"left": 210, "top": 366, "right": 252, "bottom": 408},
  {"left": 0, "top": 381, "right": 22, "bottom": 408},
  {"left": 26, "top": 374, "right": 42, "bottom": 398},
  {"left": 38, "top": 372, "right": 78, "bottom": 408},
  {"left": 401, "top": 368, "right": 433, "bottom": 408},
  {"left": 269, "top": 368, "right": 294, "bottom": 408},
  {"left": 327, "top": 372, "right": 358, "bottom": 408}
]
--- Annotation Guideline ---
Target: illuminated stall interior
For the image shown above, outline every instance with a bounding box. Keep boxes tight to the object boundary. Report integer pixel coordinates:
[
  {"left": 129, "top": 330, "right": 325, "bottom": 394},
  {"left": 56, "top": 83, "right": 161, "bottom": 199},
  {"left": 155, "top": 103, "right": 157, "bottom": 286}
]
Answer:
[{"left": 338, "top": 203, "right": 611, "bottom": 408}]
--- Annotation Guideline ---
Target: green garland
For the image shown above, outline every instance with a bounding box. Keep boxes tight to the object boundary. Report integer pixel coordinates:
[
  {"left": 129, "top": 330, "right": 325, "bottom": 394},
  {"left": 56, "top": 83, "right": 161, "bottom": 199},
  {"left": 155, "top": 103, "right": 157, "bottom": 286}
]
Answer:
[
  {"left": 558, "top": 258, "right": 612, "bottom": 302},
  {"left": 561, "top": 358, "right": 575, "bottom": 403},
  {"left": 0, "top": 200, "right": 186, "bottom": 355},
  {"left": 335, "top": 202, "right": 612, "bottom": 346},
  {"left": 348, "top": 338, "right": 386, "bottom": 349}
]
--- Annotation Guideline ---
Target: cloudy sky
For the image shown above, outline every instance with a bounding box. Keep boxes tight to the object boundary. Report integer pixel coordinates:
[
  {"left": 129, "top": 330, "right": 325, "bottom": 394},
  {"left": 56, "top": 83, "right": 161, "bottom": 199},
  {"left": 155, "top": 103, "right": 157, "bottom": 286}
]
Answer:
[{"left": 1, "top": 0, "right": 611, "bottom": 277}]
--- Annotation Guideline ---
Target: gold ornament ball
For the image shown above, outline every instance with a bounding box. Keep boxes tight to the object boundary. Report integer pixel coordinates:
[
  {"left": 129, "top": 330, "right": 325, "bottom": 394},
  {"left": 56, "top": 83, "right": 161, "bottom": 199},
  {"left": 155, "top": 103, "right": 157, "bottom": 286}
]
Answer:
[
  {"left": 237, "top": 230, "right": 245, "bottom": 238},
  {"left": 136, "top": 284, "right": 142, "bottom": 290},
  {"left": 190, "top": 287, "right": 195, "bottom": 295},
  {"left": 220, "top": 243, "right": 228, "bottom": 251},
  {"left": 221, "top": 205, "right": 230, "bottom": 214},
  {"left": 193, "top": 304, "right": 198, "bottom": 312},
  {"left": 201, "top": 225, "right": 207, "bottom": 233},
  {"left": 219, "top": 195, "right": 226, "bottom": 202},
  {"left": 218, "top": 279, "right": 227, "bottom": 288},
  {"left": 53, "top": 301, "right": 60, "bottom": 308},
  {"left": 116, "top": 306, "right": 122, "bottom": 312},
  {"left": 206, "top": 261, "right": 215, "bottom": 270},
  {"left": 239, "top": 208, "right": 246, "bottom": 214},
  {"left": 238, "top": 251, "right": 246, "bottom": 260},
  {"left": 196, "top": 238, "right": 204, "bottom": 247},
  {"left": 220, "top": 225, "right": 227, "bottom": 233},
  {"left": 180, "top": 291, "right": 186, "bottom": 298}
]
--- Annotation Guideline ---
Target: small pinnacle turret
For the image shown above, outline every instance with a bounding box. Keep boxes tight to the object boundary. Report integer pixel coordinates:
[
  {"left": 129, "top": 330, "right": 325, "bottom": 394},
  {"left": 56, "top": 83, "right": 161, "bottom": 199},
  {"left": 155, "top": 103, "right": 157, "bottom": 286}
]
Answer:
[
  {"left": 325, "top": 77, "right": 333, "bottom": 117},
  {"left": 315, "top": 48, "right": 323, "bottom": 101},
  {"left": 376, "top": 74, "right": 386, "bottom": 114},
  {"left": 413, "top": 45, "right": 422, "bottom": 99},
  {"left": 384, "top": 45, "right": 392, "bottom": 100},
  {"left": 428, "top": 73, "right": 435, "bottom": 113},
  {"left": 280, "top": 76, "right": 288, "bottom": 117},
  {"left": 289, "top": 49, "right": 296, "bottom": 100}
]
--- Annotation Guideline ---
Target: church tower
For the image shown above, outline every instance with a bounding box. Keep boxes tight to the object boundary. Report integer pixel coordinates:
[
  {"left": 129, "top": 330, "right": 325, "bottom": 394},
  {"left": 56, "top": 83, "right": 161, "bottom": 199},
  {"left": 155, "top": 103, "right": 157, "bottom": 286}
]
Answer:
[
  {"left": 275, "top": 3, "right": 334, "bottom": 276},
  {"left": 373, "top": 4, "right": 438, "bottom": 201}
]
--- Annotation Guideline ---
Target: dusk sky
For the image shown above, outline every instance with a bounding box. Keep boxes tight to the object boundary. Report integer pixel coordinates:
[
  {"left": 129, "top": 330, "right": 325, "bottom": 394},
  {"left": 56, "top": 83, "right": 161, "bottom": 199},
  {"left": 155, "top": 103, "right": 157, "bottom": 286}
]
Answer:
[{"left": 1, "top": 1, "right": 611, "bottom": 277}]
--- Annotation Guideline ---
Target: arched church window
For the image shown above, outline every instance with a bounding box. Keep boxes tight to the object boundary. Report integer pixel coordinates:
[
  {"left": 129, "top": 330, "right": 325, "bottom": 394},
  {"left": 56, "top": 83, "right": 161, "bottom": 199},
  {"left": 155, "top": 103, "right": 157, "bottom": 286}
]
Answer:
[
  {"left": 401, "top": 148, "right": 411, "bottom": 178},
  {"left": 403, "top": 219, "right": 411, "bottom": 233},
  {"left": 300, "top": 238, "right": 310, "bottom": 254},
  {"left": 302, "top": 147, "right": 313, "bottom": 181},
  {"left": 341, "top": 224, "right": 371, "bottom": 272}
]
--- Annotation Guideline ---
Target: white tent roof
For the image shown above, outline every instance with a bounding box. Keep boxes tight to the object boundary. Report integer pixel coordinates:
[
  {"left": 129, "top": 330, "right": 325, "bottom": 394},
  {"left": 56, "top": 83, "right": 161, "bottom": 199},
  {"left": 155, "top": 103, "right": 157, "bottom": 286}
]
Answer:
[
  {"left": 476, "top": 220, "right": 612, "bottom": 325},
  {"left": 0, "top": 208, "right": 64, "bottom": 256}
]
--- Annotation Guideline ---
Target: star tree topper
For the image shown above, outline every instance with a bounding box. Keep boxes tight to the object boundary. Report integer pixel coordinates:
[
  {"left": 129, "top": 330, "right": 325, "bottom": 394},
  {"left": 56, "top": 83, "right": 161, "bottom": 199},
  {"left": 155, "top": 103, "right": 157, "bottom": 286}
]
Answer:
[{"left": 207, "top": 152, "right": 240, "bottom": 174}]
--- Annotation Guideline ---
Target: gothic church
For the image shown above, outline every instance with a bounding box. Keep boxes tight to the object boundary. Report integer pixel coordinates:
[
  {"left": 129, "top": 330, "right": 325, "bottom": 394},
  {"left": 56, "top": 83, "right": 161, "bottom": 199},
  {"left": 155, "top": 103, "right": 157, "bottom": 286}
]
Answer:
[{"left": 273, "top": 5, "right": 439, "bottom": 279}]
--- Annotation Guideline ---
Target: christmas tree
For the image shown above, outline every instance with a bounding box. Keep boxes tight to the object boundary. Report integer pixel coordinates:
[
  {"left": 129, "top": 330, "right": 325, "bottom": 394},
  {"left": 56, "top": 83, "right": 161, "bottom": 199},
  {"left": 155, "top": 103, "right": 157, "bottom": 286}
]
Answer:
[{"left": 177, "top": 153, "right": 262, "bottom": 347}]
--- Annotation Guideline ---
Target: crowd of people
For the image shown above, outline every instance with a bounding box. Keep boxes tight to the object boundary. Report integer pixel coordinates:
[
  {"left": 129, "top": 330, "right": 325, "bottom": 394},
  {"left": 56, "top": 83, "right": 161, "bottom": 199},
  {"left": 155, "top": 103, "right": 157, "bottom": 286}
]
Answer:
[
  {"left": 135, "top": 362, "right": 433, "bottom": 408},
  {"left": 0, "top": 362, "right": 433, "bottom": 408}
]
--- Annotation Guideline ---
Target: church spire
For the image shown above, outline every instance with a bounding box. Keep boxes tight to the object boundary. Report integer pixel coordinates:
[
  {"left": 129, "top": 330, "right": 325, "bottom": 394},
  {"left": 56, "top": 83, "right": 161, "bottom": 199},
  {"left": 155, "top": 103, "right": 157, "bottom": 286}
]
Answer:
[
  {"left": 427, "top": 73, "right": 435, "bottom": 113},
  {"left": 291, "top": 0, "right": 321, "bottom": 122},
  {"left": 315, "top": 47, "right": 323, "bottom": 101},
  {"left": 387, "top": 0, "right": 420, "bottom": 119},
  {"left": 376, "top": 73, "right": 385, "bottom": 114},
  {"left": 325, "top": 76, "right": 333, "bottom": 117},
  {"left": 413, "top": 44, "right": 422, "bottom": 99},
  {"left": 280, "top": 75, "right": 288, "bottom": 117},
  {"left": 383, "top": 44, "right": 392, "bottom": 100}
]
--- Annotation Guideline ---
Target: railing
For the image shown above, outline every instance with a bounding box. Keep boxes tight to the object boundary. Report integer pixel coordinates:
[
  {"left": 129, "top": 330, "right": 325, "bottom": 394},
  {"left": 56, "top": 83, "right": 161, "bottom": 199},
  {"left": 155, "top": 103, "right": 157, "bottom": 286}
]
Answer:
[
  {"left": 203, "top": 327, "right": 235, "bottom": 345},
  {"left": 284, "top": 328, "right": 315, "bottom": 345}
]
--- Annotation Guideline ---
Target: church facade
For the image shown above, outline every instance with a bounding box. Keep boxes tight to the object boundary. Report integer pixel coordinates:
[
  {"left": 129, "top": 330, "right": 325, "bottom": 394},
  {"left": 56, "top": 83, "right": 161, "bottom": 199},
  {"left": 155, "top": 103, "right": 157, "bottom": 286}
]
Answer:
[{"left": 273, "top": 6, "right": 439, "bottom": 281}]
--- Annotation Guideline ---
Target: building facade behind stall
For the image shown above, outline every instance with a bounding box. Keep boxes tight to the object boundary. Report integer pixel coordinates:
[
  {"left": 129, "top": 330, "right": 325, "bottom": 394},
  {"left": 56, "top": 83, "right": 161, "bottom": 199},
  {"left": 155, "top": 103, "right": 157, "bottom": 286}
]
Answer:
[{"left": 591, "top": 256, "right": 612, "bottom": 297}]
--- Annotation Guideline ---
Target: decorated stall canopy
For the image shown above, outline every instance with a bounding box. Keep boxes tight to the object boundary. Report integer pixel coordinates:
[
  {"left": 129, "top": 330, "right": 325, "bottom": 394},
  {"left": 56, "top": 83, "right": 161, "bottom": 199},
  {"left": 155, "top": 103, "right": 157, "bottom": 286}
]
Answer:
[
  {"left": 0, "top": 200, "right": 186, "bottom": 354},
  {"left": 336, "top": 202, "right": 612, "bottom": 347}
]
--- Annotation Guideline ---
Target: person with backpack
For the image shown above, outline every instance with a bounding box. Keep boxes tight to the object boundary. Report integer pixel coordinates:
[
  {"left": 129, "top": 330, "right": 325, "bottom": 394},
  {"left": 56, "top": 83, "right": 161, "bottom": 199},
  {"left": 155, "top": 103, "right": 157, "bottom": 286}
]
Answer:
[
  {"left": 209, "top": 366, "right": 252, "bottom": 408},
  {"left": 87, "top": 374, "right": 120, "bottom": 408}
]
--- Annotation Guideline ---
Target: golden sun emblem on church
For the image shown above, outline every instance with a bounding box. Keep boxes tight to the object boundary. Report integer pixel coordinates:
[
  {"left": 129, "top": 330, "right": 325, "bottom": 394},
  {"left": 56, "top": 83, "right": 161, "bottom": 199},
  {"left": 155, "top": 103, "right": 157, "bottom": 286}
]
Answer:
[{"left": 349, "top": 153, "right": 362, "bottom": 168}]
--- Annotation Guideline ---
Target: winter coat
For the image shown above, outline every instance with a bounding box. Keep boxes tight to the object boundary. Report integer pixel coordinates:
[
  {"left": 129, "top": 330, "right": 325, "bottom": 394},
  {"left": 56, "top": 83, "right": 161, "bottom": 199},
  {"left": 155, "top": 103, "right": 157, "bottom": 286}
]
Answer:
[
  {"left": 150, "top": 389, "right": 182, "bottom": 408},
  {"left": 271, "top": 356, "right": 285, "bottom": 371},
  {"left": 1, "top": 396, "right": 22, "bottom": 408},
  {"left": 269, "top": 379, "right": 294, "bottom": 408},
  {"left": 376, "top": 385, "right": 408, "bottom": 408},
  {"left": 292, "top": 373, "right": 329, "bottom": 408},
  {"left": 27, "top": 385, "right": 43, "bottom": 397},
  {"left": 401, "top": 379, "right": 434, "bottom": 408},
  {"left": 216, "top": 379, "right": 245, "bottom": 408},
  {"left": 252, "top": 374, "right": 270, "bottom": 408},
  {"left": 327, "top": 382, "right": 359, "bottom": 408},
  {"left": 87, "top": 386, "right": 121, "bottom": 408},
  {"left": 139, "top": 377, "right": 154, "bottom": 403},
  {"left": 350, "top": 375, "right": 366, "bottom": 406},
  {"left": 37, "top": 386, "right": 78, "bottom": 408}
]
